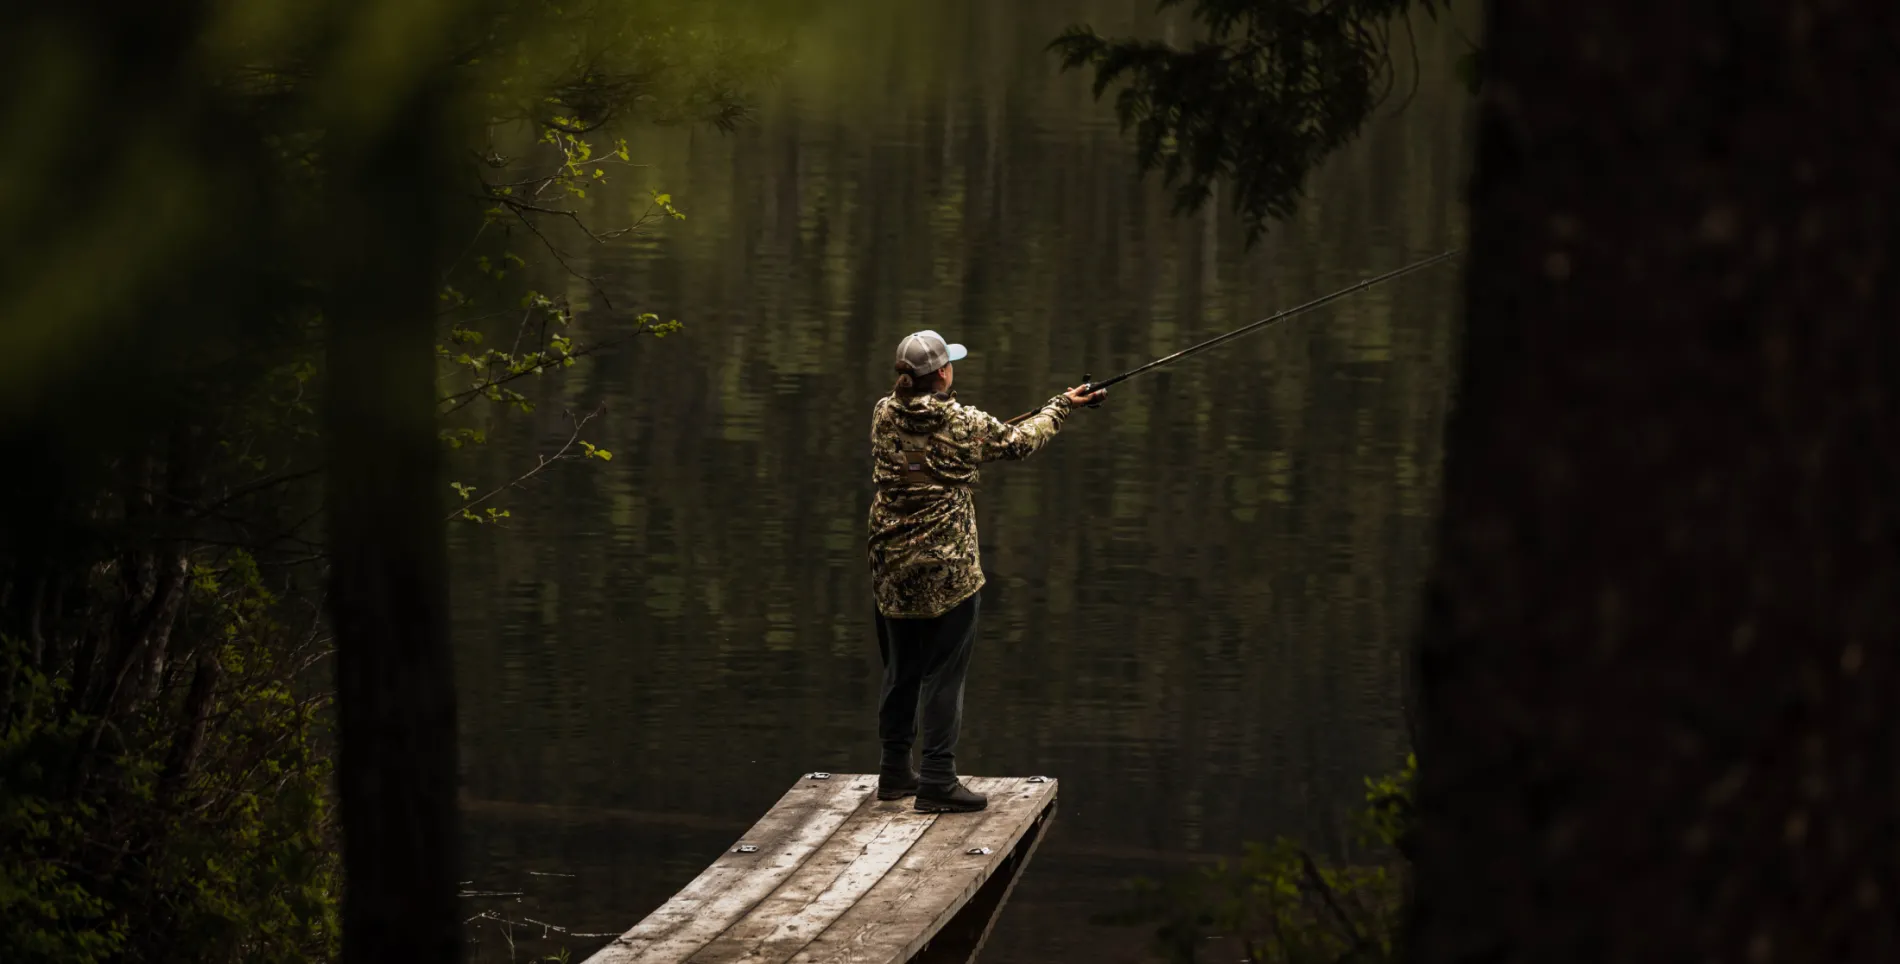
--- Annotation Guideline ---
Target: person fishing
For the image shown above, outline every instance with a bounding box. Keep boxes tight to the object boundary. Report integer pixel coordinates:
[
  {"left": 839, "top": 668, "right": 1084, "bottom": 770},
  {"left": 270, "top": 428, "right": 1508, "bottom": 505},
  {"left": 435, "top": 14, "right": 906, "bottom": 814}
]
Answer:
[
  {"left": 861, "top": 254, "right": 1457, "bottom": 814},
  {"left": 867, "top": 330, "right": 1105, "bottom": 813}
]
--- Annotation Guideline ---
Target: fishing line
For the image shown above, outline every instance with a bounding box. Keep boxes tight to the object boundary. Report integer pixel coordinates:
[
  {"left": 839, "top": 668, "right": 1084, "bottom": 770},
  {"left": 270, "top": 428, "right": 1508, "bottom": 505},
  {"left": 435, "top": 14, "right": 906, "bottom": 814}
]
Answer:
[{"left": 1004, "top": 249, "right": 1461, "bottom": 425}]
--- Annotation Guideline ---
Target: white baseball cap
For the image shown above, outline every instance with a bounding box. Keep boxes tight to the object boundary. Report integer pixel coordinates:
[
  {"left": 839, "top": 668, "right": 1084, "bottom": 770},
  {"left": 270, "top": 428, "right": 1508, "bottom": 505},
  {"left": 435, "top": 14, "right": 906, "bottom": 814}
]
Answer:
[{"left": 893, "top": 329, "right": 967, "bottom": 375}]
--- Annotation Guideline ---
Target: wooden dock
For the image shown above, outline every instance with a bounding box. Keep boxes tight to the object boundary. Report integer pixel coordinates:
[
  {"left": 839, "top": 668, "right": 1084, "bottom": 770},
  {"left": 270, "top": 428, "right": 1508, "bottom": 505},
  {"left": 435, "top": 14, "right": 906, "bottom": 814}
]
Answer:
[{"left": 581, "top": 773, "right": 1059, "bottom": 964}]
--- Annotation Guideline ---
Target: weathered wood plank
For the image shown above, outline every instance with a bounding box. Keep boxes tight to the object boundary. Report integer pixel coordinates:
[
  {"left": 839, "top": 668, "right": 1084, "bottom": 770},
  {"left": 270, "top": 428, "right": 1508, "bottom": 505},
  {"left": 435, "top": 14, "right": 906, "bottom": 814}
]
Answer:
[
  {"left": 909, "top": 799, "right": 1057, "bottom": 964},
  {"left": 586, "top": 775, "right": 870, "bottom": 964},
  {"left": 787, "top": 777, "right": 1058, "bottom": 964},
  {"left": 583, "top": 775, "right": 1056, "bottom": 964},
  {"left": 687, "top": 778, "right": 1010, "bottom": 964}
]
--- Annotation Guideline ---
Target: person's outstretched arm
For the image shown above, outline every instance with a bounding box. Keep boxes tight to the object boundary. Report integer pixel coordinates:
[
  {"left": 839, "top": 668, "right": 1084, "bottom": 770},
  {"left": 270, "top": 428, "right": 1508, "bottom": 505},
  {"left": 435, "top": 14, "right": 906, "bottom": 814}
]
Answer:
[{"left": 964, "top": 384, "right": 1105, "bottom": 462}]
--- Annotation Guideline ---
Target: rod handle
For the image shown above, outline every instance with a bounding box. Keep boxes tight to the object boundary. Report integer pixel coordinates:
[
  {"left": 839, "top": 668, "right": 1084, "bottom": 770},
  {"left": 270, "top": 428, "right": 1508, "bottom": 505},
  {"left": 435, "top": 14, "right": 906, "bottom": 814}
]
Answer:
[{"left": 1080, "top": 373, "right": 1104, "bottom": 409}]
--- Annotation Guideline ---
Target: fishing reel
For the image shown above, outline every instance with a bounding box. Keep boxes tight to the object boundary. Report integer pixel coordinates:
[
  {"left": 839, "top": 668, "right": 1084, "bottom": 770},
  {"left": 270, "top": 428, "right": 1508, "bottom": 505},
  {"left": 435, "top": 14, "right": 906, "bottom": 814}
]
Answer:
[{"left": 1080, "top": 373, "right": 1105, "bottom": 408}]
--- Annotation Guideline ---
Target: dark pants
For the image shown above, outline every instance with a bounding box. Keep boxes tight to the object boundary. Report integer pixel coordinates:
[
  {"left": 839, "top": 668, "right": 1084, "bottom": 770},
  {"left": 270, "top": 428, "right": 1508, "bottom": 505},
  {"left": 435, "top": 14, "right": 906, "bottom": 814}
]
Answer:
[{"left": 874, "top": 592, "right": 979, "bottom": 786}]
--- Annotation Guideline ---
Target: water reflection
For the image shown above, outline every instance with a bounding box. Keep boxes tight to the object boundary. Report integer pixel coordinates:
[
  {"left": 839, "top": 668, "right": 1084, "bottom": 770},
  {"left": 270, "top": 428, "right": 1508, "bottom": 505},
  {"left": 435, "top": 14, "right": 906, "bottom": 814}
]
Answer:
[{"left": 452, "top": 1, "right": 1472, "bottom": 960}]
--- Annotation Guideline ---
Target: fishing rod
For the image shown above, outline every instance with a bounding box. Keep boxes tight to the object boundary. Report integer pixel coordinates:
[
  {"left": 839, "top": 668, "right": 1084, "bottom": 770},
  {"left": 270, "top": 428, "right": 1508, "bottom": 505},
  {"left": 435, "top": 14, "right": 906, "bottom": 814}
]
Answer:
[{"left": 1004, "top": 248, "right": 1461, "bottom": 425}]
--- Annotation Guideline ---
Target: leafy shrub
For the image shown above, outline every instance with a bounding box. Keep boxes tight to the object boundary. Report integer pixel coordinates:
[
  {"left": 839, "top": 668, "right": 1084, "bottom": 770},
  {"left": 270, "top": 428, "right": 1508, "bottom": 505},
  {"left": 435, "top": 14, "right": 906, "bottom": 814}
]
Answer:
[{"left": 1108, "top": 755, "right": 1417, "bottom": 964}]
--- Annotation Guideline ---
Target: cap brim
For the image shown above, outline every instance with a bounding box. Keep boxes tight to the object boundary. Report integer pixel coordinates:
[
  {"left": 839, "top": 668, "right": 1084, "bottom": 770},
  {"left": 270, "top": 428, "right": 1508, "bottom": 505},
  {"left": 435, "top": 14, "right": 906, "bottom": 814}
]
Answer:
[{"left": 945, "top": 343, "right": 968, "bottom": 363}]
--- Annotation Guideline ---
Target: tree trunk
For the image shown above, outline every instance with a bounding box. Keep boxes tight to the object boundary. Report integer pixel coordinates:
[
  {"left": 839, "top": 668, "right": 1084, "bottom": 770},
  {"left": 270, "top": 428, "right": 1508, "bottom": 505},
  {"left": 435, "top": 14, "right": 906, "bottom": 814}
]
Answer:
[
  {"left": 157, "top": 649, "right": 220, "bottom": 809},
  {"left": 1409, "top": 2, "right": 1900, "bottom": 963},
  {"left": 324, "top": 71, "right": 463, "bottom": 964}
]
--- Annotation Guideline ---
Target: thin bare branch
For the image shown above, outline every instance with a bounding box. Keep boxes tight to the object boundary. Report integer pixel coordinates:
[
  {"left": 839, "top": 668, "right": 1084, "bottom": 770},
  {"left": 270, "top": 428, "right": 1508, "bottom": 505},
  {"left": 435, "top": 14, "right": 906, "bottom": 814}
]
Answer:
[
  {"left": 445, "top": 405, "right": 606, "bottom": 523},
  {"left": 188, "top": 466, "right": 326, "bottom": 520},
  {"left": 439, "top": 329, "right": 643, "bottom": 415},
  {"left": 510, "top": 207, "right": 616, "bottom": 309}
]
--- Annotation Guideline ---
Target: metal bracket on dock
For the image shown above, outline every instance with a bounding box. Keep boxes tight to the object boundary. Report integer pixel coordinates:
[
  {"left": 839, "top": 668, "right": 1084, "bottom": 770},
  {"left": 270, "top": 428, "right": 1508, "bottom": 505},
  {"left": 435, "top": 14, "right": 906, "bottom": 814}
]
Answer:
[
  {"left": 967, "top": 847, "right": 993, "bottom": 856},
  {"left": 1026, "top": 775, "right": 1049, "bottom": 783},
  {"left": 805, "top": 771, "right": 832, "bottom": 780},
  {"left": 732, "top": 844, "right": 759, "bottom": 854}
]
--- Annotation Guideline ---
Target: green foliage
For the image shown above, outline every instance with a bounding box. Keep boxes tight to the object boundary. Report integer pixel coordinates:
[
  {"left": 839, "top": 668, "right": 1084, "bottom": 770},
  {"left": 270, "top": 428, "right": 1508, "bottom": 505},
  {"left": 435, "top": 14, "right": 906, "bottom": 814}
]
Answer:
[
  {"left": 1050, "top": 0, "right": 1447, "bottom": 243},
  {"left": 442, "top": 427, "right": 489, "bottom": 449},
  {"left": 0, "top": 553, "right": 339, "bottom": 964},
  {"left": 435, "top": 284, "right": 681, "bottom": 522},
  {"left": 0, "top": 661, "right": 122, "bottom": 962},
  {"left": 1359, "top": 754, "right": 1416, "bottom": 853},
  {"left": 458, "top": 507, "right": 514, "bottom": 525},
  {"left": 1, "top": 3, "right": 788, "bottom": 960},
  {"left": 442, "top": 21, "right": 711, "bottom": 523},
  {"left": 1106, "top": 757, "right": 1415, "bottom": 964}
]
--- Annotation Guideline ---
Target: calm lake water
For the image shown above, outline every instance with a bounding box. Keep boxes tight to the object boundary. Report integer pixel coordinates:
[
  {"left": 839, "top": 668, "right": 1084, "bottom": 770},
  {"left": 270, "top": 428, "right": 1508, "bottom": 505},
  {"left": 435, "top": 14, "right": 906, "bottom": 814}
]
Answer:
[{"left": 451, "top": 2, "right": 1474, "bottom": 960}]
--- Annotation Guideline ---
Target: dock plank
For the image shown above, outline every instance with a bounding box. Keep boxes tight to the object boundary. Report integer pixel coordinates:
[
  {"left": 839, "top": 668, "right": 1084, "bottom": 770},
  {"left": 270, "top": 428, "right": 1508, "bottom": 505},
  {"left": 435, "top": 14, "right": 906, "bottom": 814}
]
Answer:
[
  {"left": 588, "top": 776, "right": 870, "bottom": 964},
  {"left": 581, "top": 775, "right": 1055, "bottom": 964},
  {"left": 788, "top": 778, "right": 1057, "bottom": 964},
  {"left": 689, "top": 778, "right": 1010, "bottom": 964},
  {"left": 908, "top": 793, "right": 1057, "bottom": 964}
]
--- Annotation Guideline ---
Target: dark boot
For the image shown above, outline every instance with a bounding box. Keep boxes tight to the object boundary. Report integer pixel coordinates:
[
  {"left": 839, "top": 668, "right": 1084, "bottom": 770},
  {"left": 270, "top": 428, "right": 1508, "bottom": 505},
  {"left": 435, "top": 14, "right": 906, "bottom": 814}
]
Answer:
[
  {"left": 877, "top": 769, "right": 920, "bottom": 801},
  {"left": 915, "top": 779, "right": 987, "bottom": 813}
]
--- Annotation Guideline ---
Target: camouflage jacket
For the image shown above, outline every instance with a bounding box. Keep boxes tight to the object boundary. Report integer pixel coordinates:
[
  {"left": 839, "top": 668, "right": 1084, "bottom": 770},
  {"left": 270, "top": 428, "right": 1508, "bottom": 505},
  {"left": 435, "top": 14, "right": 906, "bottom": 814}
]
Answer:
[{"left": 867, "top": 390, "right": 1073, "bottom": 619}]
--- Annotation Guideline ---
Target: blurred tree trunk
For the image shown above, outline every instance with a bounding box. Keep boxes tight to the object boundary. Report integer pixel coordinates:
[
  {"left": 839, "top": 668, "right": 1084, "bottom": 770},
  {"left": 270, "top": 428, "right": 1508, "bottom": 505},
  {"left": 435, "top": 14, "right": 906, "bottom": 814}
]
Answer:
[
  {"left": 1410, "top": 2, "right": 1899, "bottom": 962},
  {"left": 324, "top": 71, "right": 463, "bottom": 964}
]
